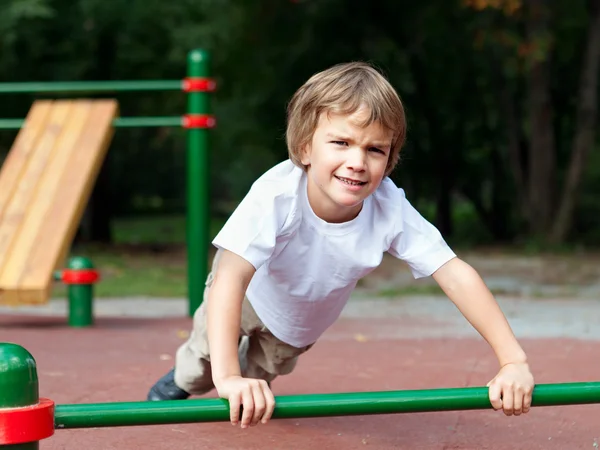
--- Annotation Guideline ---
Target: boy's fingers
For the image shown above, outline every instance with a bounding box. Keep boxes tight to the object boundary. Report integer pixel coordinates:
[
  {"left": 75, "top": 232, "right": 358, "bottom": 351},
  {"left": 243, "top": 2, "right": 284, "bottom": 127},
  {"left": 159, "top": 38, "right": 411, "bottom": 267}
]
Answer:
[
  {"left": 229, "top": 394, "right": 241, "bottom": 426},
  {"left": 501, "top": 388, "right": 514, "bottom": 416},
  {"left": 512, "top": 388, "right": 523, "bottom": 415},
  {"left": 241, "top": 388, "right": 254, "bottom": 428},
  {"left": 261, "top": 382, "right": 276, "bottom": 423},
  {"left": 251, "top": 383, "right": 266, "bottom": 426},
  {"left": 522, "top": 386, "right": 533, "bottom": 413},
  {"left": 488, "top": 383, "right": 503, "bottom": 411}
]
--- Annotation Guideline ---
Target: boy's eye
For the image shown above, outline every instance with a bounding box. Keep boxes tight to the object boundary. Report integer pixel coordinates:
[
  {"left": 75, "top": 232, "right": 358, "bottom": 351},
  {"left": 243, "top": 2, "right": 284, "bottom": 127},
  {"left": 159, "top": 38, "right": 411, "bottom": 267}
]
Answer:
[
  {"left": 370, "top": 147, "right": 385, "bottom": 154},
  {"left": 331, "top": 140, "right": 347, "bottom": 146}
]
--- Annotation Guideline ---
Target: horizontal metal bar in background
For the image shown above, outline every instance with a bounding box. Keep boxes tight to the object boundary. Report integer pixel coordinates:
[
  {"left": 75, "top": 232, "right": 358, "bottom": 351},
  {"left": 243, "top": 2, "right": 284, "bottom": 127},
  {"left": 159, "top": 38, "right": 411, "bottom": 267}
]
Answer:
[
  {"left": 0, "top": 116, "right": 182, "bottom": 129},
  {"left": 53, "top": 382, "right": 600, "bottom": 429},
  {"left": 0, "top": 80, "right": 182, "bottom": 94}
]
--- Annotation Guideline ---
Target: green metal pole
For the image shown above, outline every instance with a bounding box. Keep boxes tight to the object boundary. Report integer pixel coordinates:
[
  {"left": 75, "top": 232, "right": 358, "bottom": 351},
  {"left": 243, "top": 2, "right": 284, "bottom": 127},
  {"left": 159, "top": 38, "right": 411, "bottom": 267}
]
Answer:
[
  {"left": 0, "top": 116, "right": 182, "bottom": 130},
  {"left": 0, "top": 343, "right": 41, "bottom": 449},
  {"left": 53, "top": 382, "right": 600, "bottom": 429},
  {"left": 67, "top": 257, "right": 95, "bottom": 328},
  {"left": 186, "top": 49, "right": 211, "bottom": 317},
  {"left": 0, "top": 80, "right": 182, "bottom": 93}
]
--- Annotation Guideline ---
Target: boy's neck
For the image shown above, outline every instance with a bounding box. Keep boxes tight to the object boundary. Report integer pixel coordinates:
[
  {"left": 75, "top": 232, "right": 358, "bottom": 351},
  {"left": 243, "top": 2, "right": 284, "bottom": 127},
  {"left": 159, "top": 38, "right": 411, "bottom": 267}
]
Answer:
[{"left": 305, "top": 179, "right": 363, "bottom": 224}]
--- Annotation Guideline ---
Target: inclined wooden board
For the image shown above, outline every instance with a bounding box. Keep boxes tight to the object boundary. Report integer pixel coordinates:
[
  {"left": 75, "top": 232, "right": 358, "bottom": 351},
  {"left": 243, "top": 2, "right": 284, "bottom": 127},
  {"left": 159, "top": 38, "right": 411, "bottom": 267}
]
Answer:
[
  {"left": 17, "top": 100, "right": 118, "bottom": 303},
  {"left": 0, "top": 102, "right": 52, "bottom": 221},
  {"left": 0, "top": 102, "right": 53, "bottom": 280},
  {"left": 0, "top": 101, "right": 70, "bottom": 299},
  {"left": 0, "top": 101, "right": 94, "bottom": 304}
]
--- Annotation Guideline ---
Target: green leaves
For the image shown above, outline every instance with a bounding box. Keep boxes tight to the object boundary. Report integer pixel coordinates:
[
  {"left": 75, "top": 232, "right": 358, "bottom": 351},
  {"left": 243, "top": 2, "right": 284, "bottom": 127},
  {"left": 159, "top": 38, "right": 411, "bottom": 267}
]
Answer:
[
  {"left": 0, "top": 0, "right": 596, "bottom": 244},
  {"left": 0, "top": 0, "right": 54, "bottom": 25}
]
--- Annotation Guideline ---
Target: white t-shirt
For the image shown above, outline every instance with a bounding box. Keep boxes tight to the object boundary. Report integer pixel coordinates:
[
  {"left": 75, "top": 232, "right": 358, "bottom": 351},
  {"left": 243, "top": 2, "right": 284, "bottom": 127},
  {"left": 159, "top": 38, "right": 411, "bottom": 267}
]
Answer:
[{"left": 212, "top": 159, "right": 456, "bottom": 348}]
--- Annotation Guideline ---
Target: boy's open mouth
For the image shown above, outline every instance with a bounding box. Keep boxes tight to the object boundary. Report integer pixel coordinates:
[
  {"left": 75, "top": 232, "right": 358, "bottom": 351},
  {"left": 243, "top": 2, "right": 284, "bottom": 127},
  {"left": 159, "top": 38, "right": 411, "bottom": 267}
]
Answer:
[
  {"left": 334, "top": 175, "right": 367, "bottom": 186},
  {"left": 335, "top": 176, "right": 367, "bottom": 186}
]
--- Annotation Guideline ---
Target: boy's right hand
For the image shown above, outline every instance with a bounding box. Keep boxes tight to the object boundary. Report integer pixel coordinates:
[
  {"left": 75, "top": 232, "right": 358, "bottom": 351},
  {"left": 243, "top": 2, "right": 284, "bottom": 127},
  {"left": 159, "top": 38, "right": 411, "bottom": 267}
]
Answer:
[{"left": 214, "top": 376, "right": 275, "bottom": 428}]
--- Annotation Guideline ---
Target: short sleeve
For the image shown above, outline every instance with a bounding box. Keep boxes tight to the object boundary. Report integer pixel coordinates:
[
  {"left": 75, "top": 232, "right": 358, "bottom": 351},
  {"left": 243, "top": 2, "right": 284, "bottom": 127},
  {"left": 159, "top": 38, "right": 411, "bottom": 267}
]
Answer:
[
  {"left": 212, "top": 182, "right": 292, "bottom": 270},
  {"left": 387, "top": 189, "right": 456, "bottom": 279}
]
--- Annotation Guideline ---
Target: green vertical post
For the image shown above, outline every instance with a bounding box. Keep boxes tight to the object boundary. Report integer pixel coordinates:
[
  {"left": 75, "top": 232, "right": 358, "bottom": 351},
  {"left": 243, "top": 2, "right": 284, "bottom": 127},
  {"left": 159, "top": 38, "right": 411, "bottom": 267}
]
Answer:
[
  {"left": 0, "top": 343, "right": 41, "bottom": 449},
  {"left": 67, "top": 256, "right": 95, "bottom": 327},
  {"left": 186, "top": 49, "right": 211, "bottom": 317}
]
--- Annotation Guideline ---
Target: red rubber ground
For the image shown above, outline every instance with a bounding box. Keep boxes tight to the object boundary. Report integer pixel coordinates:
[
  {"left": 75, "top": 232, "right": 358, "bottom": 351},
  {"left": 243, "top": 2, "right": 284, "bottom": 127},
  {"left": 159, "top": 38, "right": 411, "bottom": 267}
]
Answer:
[{"left": 1, "top": 314, "right": 598, "bottom": 449}]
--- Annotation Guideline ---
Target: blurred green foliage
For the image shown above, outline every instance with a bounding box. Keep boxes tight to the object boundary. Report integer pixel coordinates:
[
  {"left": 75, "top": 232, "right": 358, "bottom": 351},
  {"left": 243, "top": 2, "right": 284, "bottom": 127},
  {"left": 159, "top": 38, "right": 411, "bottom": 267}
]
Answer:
[{"left": 0, "top": 0, "right": 599, "bottom": 247}]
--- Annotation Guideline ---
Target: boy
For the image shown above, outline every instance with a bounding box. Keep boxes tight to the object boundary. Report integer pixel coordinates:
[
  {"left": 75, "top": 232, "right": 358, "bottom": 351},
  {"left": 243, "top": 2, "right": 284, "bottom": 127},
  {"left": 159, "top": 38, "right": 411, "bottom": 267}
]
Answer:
[{"left": 147, "top": 61, "right": 535, "bottom": 428}]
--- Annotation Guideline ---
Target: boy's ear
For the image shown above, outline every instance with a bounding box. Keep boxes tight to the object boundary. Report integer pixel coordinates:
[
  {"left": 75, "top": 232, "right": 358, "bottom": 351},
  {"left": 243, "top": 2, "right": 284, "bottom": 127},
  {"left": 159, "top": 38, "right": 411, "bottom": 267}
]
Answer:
[{"left": 300, "top": 143, "right": 311, "bottom": 166}]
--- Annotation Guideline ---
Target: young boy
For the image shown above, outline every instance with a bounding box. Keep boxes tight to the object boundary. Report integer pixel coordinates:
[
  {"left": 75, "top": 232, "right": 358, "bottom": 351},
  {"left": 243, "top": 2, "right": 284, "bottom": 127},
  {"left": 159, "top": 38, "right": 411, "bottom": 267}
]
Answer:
[{"left": 147, "top": 61, "right": 535, "bottom": 428}]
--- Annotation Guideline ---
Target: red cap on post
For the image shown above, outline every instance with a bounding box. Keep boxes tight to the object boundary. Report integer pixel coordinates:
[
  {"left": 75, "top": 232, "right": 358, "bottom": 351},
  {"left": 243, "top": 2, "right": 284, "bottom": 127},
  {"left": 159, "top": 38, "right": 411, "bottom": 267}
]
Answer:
[
  {"left": 0, "top": 398, "right": 55, "bottom": 445},
  {"left": 61, "top": 269, "right": 100, "bottom": 285},
  {"left": 182, "top": 114, "right": 217, "bottom": 129},
  {"left": 182, "top": 77, "right": 217, "bottom": 92}
]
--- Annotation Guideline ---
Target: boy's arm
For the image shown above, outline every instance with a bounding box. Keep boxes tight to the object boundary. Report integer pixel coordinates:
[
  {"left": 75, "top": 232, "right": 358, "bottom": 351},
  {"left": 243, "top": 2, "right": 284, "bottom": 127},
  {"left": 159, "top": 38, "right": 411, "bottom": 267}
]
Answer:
[
  {"left": 432, "top": 257, "right": 534, "bottom": 415},
  {"left": 206, "top": 249, "right": 275, "bottom": 427},
  {"left": 207, "top": 249, "right": 254, "bottom": 381},
  {"left": 432, "top": 257, "right": 526, "bottom": 365}
]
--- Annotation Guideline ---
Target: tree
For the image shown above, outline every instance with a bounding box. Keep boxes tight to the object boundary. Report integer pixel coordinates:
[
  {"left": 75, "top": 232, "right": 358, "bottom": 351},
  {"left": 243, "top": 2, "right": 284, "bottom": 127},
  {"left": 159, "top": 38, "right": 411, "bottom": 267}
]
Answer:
[
  {"left": 551, "top": 0, "right": 600, "bottom": 242},
  {"left": 463, "top": 0, "right": 600, "bottom": 243}
]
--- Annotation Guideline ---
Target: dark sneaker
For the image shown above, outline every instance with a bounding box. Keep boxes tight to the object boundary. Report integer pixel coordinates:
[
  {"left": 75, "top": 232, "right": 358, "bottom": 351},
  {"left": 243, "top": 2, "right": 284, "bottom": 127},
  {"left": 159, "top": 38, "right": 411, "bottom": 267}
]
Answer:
[{"left": 147, "top": 368, "right": 190, "bottom": 401}]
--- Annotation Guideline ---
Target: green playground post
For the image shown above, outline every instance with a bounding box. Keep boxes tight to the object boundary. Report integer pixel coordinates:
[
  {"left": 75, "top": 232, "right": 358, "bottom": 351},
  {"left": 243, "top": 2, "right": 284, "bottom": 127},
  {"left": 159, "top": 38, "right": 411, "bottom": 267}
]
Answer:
[
  {"left": 66, "top": 257, "right": 96, "bottom": 327},
  {"left": 0, "top": 343, "right": 43, "bottom": 449},
  {"left": 186, "top": 49, "right": 212, "bottom": 317}
]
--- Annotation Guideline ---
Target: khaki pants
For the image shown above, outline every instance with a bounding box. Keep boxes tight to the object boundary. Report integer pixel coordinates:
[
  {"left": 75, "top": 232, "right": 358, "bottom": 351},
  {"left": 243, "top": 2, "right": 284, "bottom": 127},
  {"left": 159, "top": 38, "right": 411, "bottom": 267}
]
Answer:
[{"left": 174, "top": 250, "right": 313, "bottom": 395}]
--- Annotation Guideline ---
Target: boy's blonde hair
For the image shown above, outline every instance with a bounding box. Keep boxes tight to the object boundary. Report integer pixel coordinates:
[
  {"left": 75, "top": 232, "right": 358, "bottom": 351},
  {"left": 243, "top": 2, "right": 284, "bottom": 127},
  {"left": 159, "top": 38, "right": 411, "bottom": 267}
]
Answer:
[{"left": 286, "top": 61, "right": 406, "bottom": 177}]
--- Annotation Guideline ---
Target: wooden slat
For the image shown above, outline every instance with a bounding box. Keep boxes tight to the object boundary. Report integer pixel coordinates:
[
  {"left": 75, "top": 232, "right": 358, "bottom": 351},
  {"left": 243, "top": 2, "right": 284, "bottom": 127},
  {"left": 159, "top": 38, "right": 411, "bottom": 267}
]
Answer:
[
  {"left": 0, "top": 101, "right": 72, "bottom": 304},
  {"left": 16, "top": 100, "right": 118, "bottom": 303},
  {"left": 0, "top": 101, "right": 93, "bottom": 304},
  {"left": 0, "top": 101, "right": 53, "bottom": 220},
  {"left": 0, "top": 102, "right": 53, "bottom": 278}
]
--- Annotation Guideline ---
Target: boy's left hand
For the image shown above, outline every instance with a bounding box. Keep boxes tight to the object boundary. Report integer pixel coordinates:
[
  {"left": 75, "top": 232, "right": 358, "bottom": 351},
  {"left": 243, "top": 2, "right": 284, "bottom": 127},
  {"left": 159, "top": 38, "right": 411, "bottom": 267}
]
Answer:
[{"left": 487, "top": 362, "right": 534, "bottom": 416}]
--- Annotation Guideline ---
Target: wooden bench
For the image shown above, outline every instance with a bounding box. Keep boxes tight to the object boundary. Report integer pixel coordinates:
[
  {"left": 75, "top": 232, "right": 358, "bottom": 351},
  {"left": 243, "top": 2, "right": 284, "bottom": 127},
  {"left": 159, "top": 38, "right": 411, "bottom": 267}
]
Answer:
[{"left": 0, "top": 99, "right": 118, "bottom": 305}]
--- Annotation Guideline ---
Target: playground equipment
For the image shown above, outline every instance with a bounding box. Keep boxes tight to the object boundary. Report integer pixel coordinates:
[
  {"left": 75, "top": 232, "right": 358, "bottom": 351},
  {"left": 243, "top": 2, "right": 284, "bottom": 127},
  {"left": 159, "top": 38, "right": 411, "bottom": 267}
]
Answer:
[
  {"left": 2, "top": 342, "right": 600, "bottom": 448},
  {"left": 0, "top": 49, "right": 214, "bottom": 325},
  {"left": 0, "top": 99, "right": 116, "bottom": 326}
]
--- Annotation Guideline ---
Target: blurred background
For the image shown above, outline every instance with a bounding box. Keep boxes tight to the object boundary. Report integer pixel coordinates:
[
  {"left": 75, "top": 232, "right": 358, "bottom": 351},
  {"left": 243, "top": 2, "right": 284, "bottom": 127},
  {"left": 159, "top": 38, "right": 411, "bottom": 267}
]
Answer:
[{"left": 0, "top": 0, "right": 599, "bottom": 299}]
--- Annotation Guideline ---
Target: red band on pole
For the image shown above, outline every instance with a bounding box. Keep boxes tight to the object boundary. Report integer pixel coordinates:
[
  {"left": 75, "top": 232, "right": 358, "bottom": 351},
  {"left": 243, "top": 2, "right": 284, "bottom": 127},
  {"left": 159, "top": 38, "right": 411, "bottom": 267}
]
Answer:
[
  {"left": 182, "top": 114, "right": 216, "bottom": 129},
  {"left": 182, "top": 77, "right": 217, "bottom": 92},
  {"left": 61, "top": 269, "right": 100, "bottom": 285},
  {"left": 0, "top": 398, "right": 55, "bottom": 445}
]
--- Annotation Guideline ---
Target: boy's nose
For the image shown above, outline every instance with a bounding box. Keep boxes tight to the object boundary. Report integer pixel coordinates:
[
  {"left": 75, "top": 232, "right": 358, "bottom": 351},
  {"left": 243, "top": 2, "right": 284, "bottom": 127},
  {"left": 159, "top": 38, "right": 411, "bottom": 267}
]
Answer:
[{"left": 346, "top": 148, "right": 367, "bottom": 171}]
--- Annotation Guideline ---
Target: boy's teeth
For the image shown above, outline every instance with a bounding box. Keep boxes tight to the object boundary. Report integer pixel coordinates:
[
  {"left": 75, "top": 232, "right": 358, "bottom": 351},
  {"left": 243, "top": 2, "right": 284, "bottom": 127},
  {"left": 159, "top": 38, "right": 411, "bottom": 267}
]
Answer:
[{"left": 339, "top": 177, "right": 361, "bottom": 185}]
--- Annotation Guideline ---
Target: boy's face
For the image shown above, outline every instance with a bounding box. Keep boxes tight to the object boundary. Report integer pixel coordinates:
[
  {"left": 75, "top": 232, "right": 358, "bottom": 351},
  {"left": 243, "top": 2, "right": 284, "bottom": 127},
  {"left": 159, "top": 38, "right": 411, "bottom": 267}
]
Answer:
[{"left": 301, "top": 107, "right": 393, "bottom": 223}]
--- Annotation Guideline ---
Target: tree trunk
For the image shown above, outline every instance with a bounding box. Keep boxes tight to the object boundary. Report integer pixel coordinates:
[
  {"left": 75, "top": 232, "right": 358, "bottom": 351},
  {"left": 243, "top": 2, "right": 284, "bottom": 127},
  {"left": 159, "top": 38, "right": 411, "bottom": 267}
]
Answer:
[
  {"left": 81, "top": 29, "right": 117, "bottom": 243},
  {"left": 406, "top": 53, "right": 455, "bottom": 236},
  {"left": 88, "top": 158, "right": 113, "bottom": 242},
  {"left": 489, "top": 145, "right": 514, "bottom": 241},
  {"left": 485, "top": 46, "right": 528, "bottom": 236},
  {"left": 550, "top": 1, "right": 600, "bottom": 242},
  {"left": 502, "top": 85, "right": 529, "bottom": 220},
  {"left": 526, "top": 0, "right": 556, "bottom": 235},
  {"left": 436, "top": 148, "right": 453, "bottom": 237}
]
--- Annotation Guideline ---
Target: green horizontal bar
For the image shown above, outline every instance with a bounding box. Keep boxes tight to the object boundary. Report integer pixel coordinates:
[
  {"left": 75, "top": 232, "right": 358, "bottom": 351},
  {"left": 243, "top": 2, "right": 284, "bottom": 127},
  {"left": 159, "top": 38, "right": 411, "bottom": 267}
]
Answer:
[
  {"left": 0, "top": 116, "right": 182, "bottom": 129},
  {"left": 0, "top": 80, "right": 182, "bottom": 94},
  {"left": 53, "top": 382, "right": 600, "bottom": 429},
  {"left": 114, "top": 117, "right": 182, "bottom": 127}
]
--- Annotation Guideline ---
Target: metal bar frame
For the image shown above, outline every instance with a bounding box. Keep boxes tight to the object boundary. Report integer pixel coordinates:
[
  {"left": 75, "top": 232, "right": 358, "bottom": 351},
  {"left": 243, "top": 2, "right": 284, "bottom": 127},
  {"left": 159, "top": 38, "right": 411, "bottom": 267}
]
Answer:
[
  {"left": 53, "top": 382, "right": 600, "bottom": 429},
  {"left": 0, "top": 49, "right": 213, "bottom": 318}
]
